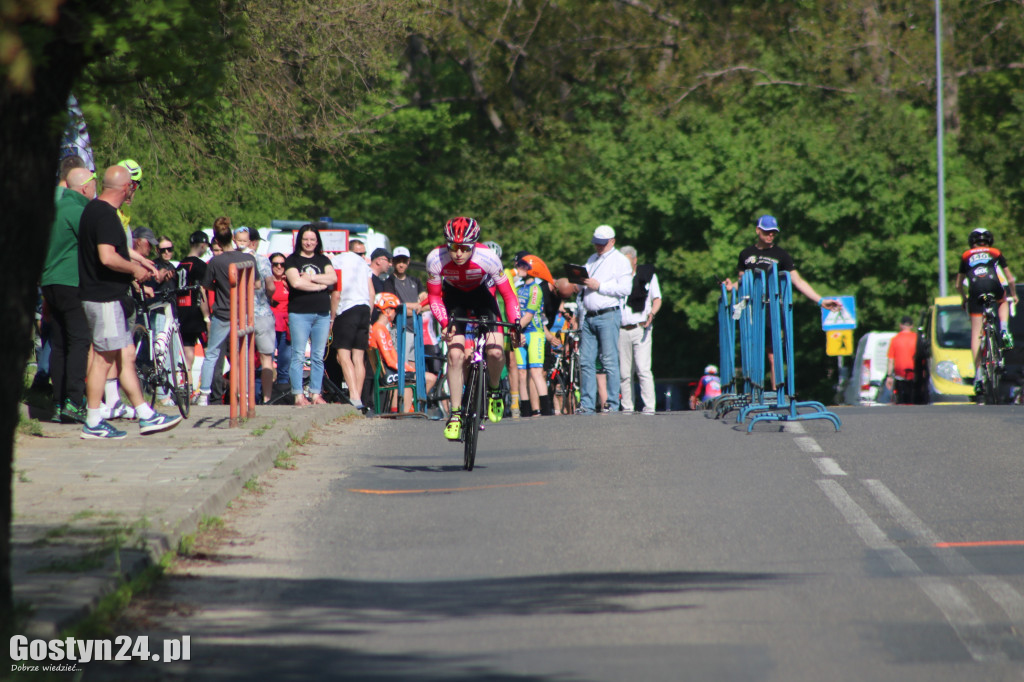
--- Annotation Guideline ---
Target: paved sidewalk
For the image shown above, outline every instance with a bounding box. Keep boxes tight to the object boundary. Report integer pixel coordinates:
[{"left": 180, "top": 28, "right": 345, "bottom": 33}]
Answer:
[{"left": 12, "top": 403, "right": 357, "bottom": 638}]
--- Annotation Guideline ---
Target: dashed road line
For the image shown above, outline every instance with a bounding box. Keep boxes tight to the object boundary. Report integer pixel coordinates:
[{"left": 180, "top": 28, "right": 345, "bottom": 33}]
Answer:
[
  {"left": 794, "top": 436, "right": 823, "bottom": 453},
  {"left": 817, "top": 479, "right": 1007, "bottom": 663},
  {"left": 812, "top": 457, "right": 846, "bottom": 476},
  {"left": 864, "top": 479, "right": 1024, "bottom": 627}
]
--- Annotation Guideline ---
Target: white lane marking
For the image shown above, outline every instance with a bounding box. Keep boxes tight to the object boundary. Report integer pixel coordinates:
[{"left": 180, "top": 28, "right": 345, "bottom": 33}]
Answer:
[
  {"left": 864, "top": 479, "right": 1024, "bottom": 627},
  {"left": 795, "top": 436, "right": 823, "bottom": 453},
  {"left": 784, "top": 422, "right": 806, "bottom": 434},
  {"left": 813, "top": 457, "right": 847, "bottom": 476},
  {"left": 817, "top": 480, "right": 1006, "bottom": 663}
]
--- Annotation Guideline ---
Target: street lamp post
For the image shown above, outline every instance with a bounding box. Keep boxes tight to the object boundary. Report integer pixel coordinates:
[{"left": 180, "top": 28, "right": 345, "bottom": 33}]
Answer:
[{"left": 935, "top": 0, "right": 947, "bottom": 297}]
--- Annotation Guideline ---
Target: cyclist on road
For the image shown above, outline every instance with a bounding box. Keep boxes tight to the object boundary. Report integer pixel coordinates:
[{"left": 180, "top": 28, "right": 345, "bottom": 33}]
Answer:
[
  {"left": 690, "top": 364, "right": 722, "bottom": 410},
  {"left": 426, "top": 217, "right": 521, "bottom": 440},
  {"left": 955, "top": 228, "right": 1018, "bottom": 392}
]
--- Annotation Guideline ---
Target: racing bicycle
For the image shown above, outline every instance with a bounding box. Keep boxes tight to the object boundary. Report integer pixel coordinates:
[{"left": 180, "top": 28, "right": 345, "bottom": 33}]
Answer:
[
  {"left": 449, "top": 316, "right": 519, "bottom": 471},
  {"left": 548, "top": 329, "right": 581, "bottom": 415},
  {"left": 133, "top": 285, "right": 198, "bottom": 419},
  {"left": 977, "top": 293, "right": 1005, "bottom": 405}
]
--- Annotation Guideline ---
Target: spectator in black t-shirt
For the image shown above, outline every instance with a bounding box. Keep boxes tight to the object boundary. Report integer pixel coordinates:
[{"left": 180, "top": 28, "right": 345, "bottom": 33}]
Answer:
[
  {"left": 284, "top": 224, "right": 336, "bottom": 405},
  {"left": 723, "top": 215, "right": 840, "bottom": 387},
  {"left": 176, "top": 230, "right": 211, "bottom": 391},
  {"left": 195, "top": 221, "right": 256, "bottom": 405},
  {"left": 78, "top": 164, "right": 182, "bottom": 439}
]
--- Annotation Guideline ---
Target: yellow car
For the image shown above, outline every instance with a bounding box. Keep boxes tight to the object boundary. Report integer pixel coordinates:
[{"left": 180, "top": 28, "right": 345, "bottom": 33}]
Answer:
[{"left": 915, "top": 296, "right": 975, "bottom": 402}]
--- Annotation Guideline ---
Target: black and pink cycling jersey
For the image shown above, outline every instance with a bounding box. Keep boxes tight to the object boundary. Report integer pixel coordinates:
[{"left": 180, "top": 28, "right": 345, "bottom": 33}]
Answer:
[{"left": 425, "top": 244, "right": 520, "bottom": 328}]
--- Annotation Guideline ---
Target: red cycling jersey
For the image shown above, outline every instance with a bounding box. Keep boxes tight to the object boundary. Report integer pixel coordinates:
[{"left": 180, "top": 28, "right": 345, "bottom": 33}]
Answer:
[{"left": 425, "top": 244, "right": 520, "bottom": 328}]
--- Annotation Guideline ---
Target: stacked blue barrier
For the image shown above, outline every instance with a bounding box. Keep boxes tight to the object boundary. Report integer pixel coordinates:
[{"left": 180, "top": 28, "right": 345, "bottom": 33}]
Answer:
[{"left": 713, "top": 265, "right": 841, "bottom": 432}]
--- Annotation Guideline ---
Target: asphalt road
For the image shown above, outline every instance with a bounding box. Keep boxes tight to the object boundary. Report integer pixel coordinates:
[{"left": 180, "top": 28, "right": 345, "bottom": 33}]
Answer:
[{"left": 84, "top": 405, "right": 1024, "bottom": 681}]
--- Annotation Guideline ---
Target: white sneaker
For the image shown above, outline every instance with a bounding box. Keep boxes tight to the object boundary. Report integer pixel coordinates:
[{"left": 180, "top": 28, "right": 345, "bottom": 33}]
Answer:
[
  {"left": 194, "top": 392, "right": 209, "bottom": 406},
  {"left": 102, "top": 400, "right": 136, "bottom": 420}
]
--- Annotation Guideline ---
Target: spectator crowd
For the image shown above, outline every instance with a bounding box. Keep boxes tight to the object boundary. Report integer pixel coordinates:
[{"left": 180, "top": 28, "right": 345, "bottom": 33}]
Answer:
[{"left": 38, "top": 155, "right": 669, "bottom": 427}]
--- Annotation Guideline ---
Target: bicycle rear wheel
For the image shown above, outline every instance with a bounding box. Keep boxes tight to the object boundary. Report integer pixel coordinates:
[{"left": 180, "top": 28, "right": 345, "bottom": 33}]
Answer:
[
  {"left": 983, "top": 327, "right": 1002, "bottom": 405},
  {"left": 463, "top": 361, "right": 484, "bottom": 471},
  {"left": 168, "top": 329, "right": 191, "bottom": 419}
]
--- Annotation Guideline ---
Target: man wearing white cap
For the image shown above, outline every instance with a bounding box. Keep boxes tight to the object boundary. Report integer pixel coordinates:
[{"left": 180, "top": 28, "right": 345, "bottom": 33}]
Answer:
[
  {"left": 574, "top": 224, "right": 633, "bottom": 414},
  {"left": 392, "top": 246, "right": 426, "bottom": 364}
]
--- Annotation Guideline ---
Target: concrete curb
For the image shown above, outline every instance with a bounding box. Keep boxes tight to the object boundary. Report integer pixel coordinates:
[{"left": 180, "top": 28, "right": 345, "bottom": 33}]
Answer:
[{"left": 15, "top": 404, "right": 356, "bottom": 638}]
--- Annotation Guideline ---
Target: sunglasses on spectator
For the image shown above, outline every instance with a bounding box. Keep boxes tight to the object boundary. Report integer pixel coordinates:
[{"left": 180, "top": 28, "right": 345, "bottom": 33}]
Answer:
[
  {"left": 233, "top": 227, "right": 249, "bottom": 235},
  {"left": 271, "top": 261, "right": 285, "bottom": 267},
  {"left": 159, "top": 246, "right": 174, "bottom": 253}
]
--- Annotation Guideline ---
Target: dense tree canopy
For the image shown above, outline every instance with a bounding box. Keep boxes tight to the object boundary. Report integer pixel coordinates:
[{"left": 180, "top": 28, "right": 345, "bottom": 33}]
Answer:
[{"left": 32, "top": 0, "right": 1024, "bottom": 390}]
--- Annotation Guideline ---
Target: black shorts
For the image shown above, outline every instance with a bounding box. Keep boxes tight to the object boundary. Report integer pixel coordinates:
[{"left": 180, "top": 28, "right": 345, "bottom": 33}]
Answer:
[
  {"left": 967, "top": 280, "right": 1006, "bottom": 315},
  {"left": 181, "top": 331, "right": 204, "bottom": 347},
  {"left": 332, "top": 304, "right": 370, "bottom": 351},
  {"left": 442, "top": 282, "right": 502, "bottom": 335}
]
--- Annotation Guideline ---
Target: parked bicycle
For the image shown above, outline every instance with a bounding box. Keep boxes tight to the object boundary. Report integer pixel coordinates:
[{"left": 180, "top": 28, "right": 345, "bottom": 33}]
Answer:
[
  {"left": 133, "top": 285, "right": 198, "bottom": 419},
  {"left": 547, "top": 329, "right": 581, "bottom": 415},
  {"left": 977, "top": 292, "right": 1005, "bottom": 405},
  {"left": 449, "top": 316, "right": 519, "bottom": 471}
]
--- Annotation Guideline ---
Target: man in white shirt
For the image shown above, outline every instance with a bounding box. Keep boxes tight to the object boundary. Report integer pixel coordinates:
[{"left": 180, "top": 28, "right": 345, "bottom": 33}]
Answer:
[
  {"left": 618, "top": 246, "right": 661, "bottom": 414},
  {"left": 576, "top": 225, "right": 633, "bottom": 413},
  {"left": 330, "top": 238, "right": 374, "bottom": 411}
]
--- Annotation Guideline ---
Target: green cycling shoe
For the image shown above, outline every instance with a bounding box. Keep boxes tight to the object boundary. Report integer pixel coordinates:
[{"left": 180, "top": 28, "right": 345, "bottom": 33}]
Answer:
[
  {"left": 444, "top": 410, "right": 462, "bottom": 440},
  {"left": 487, "top": 389, "right": 504, "bottom": 423}
]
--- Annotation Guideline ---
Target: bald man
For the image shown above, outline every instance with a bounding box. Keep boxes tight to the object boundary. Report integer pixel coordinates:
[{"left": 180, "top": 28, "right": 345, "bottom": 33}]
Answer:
[
  {"left": 77, "top": 165, "right": 182, "bottom": 439},
  {"left": 41, "top": 167, "right": 98, "bottom": 423}
]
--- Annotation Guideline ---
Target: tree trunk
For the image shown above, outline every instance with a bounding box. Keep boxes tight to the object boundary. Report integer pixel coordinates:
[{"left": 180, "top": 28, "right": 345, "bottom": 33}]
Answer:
[{"left": 0, "top": 27, "right": 84, "bottom": 636}]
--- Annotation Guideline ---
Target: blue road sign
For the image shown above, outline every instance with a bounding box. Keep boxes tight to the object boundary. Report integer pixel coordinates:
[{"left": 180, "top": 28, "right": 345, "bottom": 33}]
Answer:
[{"left": 820, "top": 295, "right": 857, "bottom": 330}]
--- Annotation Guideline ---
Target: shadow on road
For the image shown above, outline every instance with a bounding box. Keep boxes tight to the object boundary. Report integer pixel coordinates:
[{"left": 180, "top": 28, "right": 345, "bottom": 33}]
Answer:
[{"left": 85, "top": 570, "right": 793, "bottom": 681}]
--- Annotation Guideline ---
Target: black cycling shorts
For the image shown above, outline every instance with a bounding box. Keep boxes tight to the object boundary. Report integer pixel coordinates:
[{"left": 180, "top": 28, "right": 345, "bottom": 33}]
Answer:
[
  {"left": 967, "top": 279, "right": 1005, "bottom": 315},
  {"left": 442, "top": 282, "right": 502, "bottom": 335},
  {"left": 331, "top": 304, "right": 370, "bottom": 351}
]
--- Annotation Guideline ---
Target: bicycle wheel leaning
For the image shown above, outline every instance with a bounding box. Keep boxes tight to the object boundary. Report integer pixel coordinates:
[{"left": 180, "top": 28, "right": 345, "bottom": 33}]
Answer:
[{"left": 168, "top": 328, "right": 191, "bottom": 419}]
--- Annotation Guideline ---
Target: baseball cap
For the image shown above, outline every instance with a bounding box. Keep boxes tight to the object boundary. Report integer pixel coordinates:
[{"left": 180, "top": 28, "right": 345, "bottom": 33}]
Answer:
[
  {"left": 370, "top": 247, "right": 392, "bottom": 262},
  {"left": 393, "top": 246, "right": 411, "bottom": 259},
  {"left": 188, "top": 230, "right": 210, "bottom": 246},
  {"left": 247, "top": 226, "right": 260, "bottom": 241},
  {"left": 132, "top": 226, "right": 158, "bottom": 247},
  {"left": 756, "top": 215, "right": 779, "bottom": 232},
  {"left": 592, "top": 224, "right": 615, "bottom": 245}
]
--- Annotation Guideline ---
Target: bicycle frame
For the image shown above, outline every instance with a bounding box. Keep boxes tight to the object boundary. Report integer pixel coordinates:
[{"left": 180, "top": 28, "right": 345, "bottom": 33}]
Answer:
[
  {"left": 134, "top": 286, "right": 196, "bottom": 419},
  {"left": 977, "top": 294, "right": 1004, "bottom": 404},
  {"left": 449, "top": 316, "right": 519, "bottom": 470}
]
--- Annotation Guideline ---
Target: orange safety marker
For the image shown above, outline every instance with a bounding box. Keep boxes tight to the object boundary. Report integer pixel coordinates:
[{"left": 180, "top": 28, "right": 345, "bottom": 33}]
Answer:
[
  {"left": 934, "top": 540, "right": 1024, "bottom": 548},
  {"left": 350, "top": 481, "right": 547, "bottom": 495}
]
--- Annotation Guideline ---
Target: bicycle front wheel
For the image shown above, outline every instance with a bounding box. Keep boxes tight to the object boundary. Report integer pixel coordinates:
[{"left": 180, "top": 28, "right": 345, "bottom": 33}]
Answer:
[
  {"left": 168, "top": 328, "right": 191, "bottom": 419},
  {"left": 463, "top": 361, "right": 485, "bottom": 471}
]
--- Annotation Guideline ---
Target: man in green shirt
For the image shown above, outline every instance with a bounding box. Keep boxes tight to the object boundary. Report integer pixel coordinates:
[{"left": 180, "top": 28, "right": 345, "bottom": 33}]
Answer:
[{"left": 41, "top": 167, "right": 96, "bottom": 423}]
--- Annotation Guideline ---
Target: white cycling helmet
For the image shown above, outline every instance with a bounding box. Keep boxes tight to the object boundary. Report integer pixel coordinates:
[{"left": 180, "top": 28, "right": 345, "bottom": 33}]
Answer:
[{"left": 704, "top": 364, "right": 718, "bottom": 375}]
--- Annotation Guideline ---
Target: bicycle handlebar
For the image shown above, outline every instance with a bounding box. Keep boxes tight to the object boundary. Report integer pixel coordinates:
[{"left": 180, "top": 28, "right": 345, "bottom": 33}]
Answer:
[
  {"left": 134, "top": 284, "right": 203, "bottom": 312},
  {"left": 448, "top": 316, "right": 521, "bottom": 331}
]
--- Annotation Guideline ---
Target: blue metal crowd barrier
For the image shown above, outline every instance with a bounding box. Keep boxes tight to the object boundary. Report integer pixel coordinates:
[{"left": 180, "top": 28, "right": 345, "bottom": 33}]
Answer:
[
  {"left": 714, "top": 265, "right": 841, "bottom": 432},
  {"left": 392, "top": 304, "right": 428, "bottom": 415}
]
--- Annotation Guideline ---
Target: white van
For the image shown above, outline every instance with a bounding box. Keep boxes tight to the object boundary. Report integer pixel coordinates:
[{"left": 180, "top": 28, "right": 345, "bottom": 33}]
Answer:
[
  {"left": 265, "top": 220, "right": 391, "bottom": 258},
  {"left": 842, "top": 331, "right": 897, "bottom": 405},
  {"left": 200, "top": 220, "right": 391, "bottom": 261}
]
